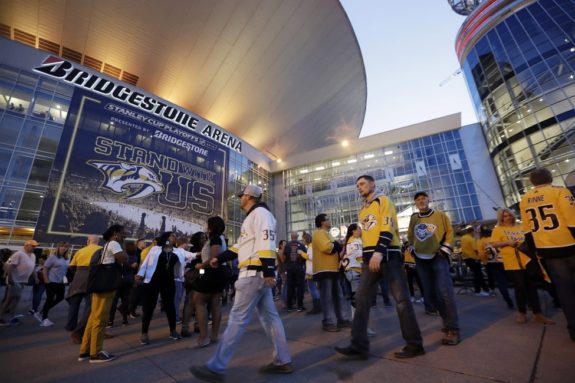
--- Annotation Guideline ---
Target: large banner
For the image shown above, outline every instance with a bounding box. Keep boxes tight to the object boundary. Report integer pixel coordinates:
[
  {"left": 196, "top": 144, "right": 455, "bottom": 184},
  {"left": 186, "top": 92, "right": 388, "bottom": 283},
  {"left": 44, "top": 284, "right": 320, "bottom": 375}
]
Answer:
[{"left": 35, "top": 89, "right": 227, "bottom": 243}]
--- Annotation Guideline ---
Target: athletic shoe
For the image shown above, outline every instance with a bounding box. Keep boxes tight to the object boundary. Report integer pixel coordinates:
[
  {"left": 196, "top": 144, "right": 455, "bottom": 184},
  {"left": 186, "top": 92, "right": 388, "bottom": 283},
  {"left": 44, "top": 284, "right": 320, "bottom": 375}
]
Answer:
[
  {"left": 89, "top": 351, "right": 115, "bottom": 363},
  {"left": 33, "top": 312, "right": 42, "bottom": 322},
  {"left": 442, "top": 330, "right": 460, "bottom": 346},
  {"left": 27, "top": 309, "right": 36, "bottom": 316},
  {"left": 367, "top": 328, "right": 376, "bottom": 337},
  {"left": 286, "top": 307, "right": 295, "bottom": 313},
  {"left": 105, "top": 322, "right": 113, "bottom": 328},
  {"left": 258, "top": 362, "right": 295, "bottom": 374},
  {"left": 297, "top": 306, "right": 305, "bottom": 312},
  {"left": 129, "top": 313, "right": 140, "bottom": 319},
  {"left": 197, "top": 338, "right": 211, "bottom": 348},
  {"left": 475, "top": 292, "right": 490, "bottom": 297},
  {"left": 77, "top": 353, "right": 90, "bottom": 362},
  {"left": 140, "top": 333, "right": 150, "bottom": 345},
  {"left": 190, "top": 365, "right": 224, "bottom": 383},
  {"left": 322, "top": 324, "right": 340, "bottom": 332},
  {"left": 169, "top": 331, "right": 182, "bottom": 340},
  {"left": 40, "top": 318, "right": 54, "bottom": 327}
]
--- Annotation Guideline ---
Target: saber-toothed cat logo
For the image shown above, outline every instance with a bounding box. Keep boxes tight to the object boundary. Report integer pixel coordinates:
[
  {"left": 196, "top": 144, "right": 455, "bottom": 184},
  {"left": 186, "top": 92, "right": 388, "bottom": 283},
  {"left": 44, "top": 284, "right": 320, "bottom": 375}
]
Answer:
[{"left": 88, "top": 161, "right": 164, "bottom": 200}]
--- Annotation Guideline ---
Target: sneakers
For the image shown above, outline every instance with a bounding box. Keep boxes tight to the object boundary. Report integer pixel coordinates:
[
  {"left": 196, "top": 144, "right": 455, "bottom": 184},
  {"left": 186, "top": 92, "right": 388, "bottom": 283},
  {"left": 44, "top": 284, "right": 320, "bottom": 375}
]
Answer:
[
  {"left": 394, "top": 346, "right": 425, "bottom": 359},
  {"left": 297, "top": 306, "right": 305, "bottom": 312},
  {"left": 197, "top": 338, "right": 211, "bottom": 348},
  {"left": 516, "top": 313, "right": 527, "bottom": 324},
  {"left": 337, "top": 320, "right": 352, "bottom": 329},
  {"left": 77, "top": 353, "right": 90, "bottom": 362},
  {"left": 27, "top": 309, "right": 36, "bottom": 316},
  {"left": 105, "top": 322, "right": 113, "bottom": 328},
  {"left": 259, "top": 362, "right": 295, "bottom": 374},
  {"left": 367, "top": 328, "right": 376, "bottom": 337},
  {"left": 34, "top": 312, "right": 42, "bottom": 323},
  {"left": 533, "top": 313, "right": 556, "bottom": 325},
  {"left": 475, "top": 291, "right": 490, "bottom": 297},
  {"left": 335, "top": 345, "right": 369, "bottom": 360},
  {"left": 322, "top": 324, "right": 340, "bottom": 332},
  {"left": 169, "top": 331, "right": 182, "bottom": 340},
  {"left": 89, "top": 351, "right": 116, "bottom": 363},
  {"left": 129, "top": 313, "right": 140, "bottom": 319},
  {"left": 122, "top": 319, "right": 129, "bottom": 326},
  {"left": 286, "top": 307, "right": 295, "bottom": 313},
  {"left": 140, "top": 333, "right": 150, "bottom": 345},
  {"left": 442, "top": 330, "right": 460, "bottom": 346},
  {"left": 40, "top": 318, "right": 54, "bottom": 327},
  {"left": 190, "top": 365, "right": 224, "bottom": 383}
]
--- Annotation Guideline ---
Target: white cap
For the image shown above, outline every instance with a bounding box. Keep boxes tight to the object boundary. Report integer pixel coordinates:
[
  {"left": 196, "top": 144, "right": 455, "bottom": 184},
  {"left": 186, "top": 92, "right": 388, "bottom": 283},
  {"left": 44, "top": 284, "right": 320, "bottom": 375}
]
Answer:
[{"left": 237, "top": 185, "right": 263, "bottom": 198}]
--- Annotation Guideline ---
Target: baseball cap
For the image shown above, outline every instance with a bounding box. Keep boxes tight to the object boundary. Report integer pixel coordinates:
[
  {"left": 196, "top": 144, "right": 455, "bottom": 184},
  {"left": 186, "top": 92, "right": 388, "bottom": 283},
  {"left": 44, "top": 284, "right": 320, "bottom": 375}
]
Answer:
[
  {"left": 237, "top": 185, "right": 263, "bottom": 198},
  {"left": 24, "top": 240, "right": 39, "bottom": 247},
  {"left": 413, "top": 191, "right": 428, "bottom": 200}
]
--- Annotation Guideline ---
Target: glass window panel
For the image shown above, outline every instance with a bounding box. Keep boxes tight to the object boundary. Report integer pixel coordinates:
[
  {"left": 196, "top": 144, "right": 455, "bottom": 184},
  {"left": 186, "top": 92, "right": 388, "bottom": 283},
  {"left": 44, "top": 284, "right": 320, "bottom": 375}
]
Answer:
[
  {"left": 27, "top": 158, "right": 53, "bottom": 186},
  {"left": 16, "top": 121, "right": 43, "bottom": 149},
  {"left": 0, "top": 187, "right": 23, "bottom": 220},
  {"left": 0, "top": 148, "right": 11, "bottom": 180},
  {"left": 38, "top": 123, "right": 63, "bottom": 154},
  {"left": 16, "top": 191, "right": 43, "bottom": 222},
  {"left": 0, "top": 114, "right": 24, "bottom": 145},
  {"left": 9, "top": 87, "right": 33, "bottom": 113},
  {"left": 5, "top": 153, "right": 34, "bottom": 184}
]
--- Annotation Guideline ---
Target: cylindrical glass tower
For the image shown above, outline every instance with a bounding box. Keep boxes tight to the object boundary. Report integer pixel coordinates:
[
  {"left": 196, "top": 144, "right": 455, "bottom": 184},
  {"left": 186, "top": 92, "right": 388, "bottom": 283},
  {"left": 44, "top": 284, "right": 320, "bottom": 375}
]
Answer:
[{"left": 456, "top": 0, "right": 575, "bottom": 208}]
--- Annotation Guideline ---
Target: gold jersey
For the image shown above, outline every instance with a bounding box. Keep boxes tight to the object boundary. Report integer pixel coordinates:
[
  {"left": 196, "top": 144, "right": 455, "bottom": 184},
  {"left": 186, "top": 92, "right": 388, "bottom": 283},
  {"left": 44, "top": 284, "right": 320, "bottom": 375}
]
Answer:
[
  {"left": 358, "top": 193, "right": 401, "bottom": 260},
  {"left": 520, "top": 185, "right": 575, "bottom": 258}
]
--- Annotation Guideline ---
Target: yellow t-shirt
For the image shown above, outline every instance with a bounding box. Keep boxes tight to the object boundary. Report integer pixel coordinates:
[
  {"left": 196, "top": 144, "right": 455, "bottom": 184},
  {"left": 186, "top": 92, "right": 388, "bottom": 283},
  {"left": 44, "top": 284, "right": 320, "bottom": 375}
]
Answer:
[
  {"left": 70, "top": 244, "right": 102, "bottom": 267},
  {"left": 460, "top": 233, "right": 478, "bottom": 260},
  {"left": 140, "top": 245, "right": 154, "bottom": 263},
  {"left": 490, "top": 225, "right": 531, "bottom": 271},
  {"left": 476, "top": 237, "right": 490, "bottom": 264},
  {"left": 520, "top": 184, "right": 575, "bottom": 257}
]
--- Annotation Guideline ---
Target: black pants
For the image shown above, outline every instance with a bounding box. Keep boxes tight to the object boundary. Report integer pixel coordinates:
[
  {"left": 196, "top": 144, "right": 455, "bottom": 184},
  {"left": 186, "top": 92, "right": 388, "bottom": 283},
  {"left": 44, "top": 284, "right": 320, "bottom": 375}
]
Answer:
[
  {"left": 141, "top": 280, "right": 176, "bottom": 334},
  {"left": 507, "top": 261, "right": 542, "bottom": 314},
  {"left": 286, "top": 267, "right": 306, "bottom": 309},
  {"left": 109, "top": 281, "right": 133, "bottom": 323},
  {"left": 464, "top": 258, "right": 488, "bottom": 293},
  {"left": 42, "top": 282, "right": 65, "bottom": 320}
]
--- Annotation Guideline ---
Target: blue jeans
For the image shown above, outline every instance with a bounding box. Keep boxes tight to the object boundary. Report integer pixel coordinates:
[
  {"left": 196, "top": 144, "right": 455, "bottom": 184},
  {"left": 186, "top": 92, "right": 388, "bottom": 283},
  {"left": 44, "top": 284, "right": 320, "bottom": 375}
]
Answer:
[
  {"left": 307, "top": 278, "right": 320, "bottom": 300},
  {"left": 545, "top": 255, "right": 575, "bottom": 338},
  {"left": 206, "top": 276, "right": 291, "bottom": 373},
  {"left": 351, "top": 251, "right": 422, "bottom": 351},
  {"left": 415, "top": 255, "right": 459, "bottom": 331},
  {"left": 318, "top": 275, "right": 350, "bottom": 326},
  {"left": 174, "top": 281, "right": 184, "bottom": 322}
]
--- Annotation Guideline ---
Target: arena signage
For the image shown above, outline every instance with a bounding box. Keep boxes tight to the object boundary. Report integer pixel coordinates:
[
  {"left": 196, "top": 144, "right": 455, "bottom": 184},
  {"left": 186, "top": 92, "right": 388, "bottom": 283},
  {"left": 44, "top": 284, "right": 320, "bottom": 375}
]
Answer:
[
  {"left": 35, "top": 88, "right": 228, "bottom": 243},
  {"left": 33, "top": 56, "right": 242, "bottom": 153}
]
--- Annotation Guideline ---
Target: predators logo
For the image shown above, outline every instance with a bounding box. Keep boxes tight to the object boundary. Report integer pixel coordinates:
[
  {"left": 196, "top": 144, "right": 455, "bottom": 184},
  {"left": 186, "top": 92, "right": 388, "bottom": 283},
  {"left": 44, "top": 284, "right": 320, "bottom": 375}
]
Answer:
[
  {"left": 88, "top": 161, "right": 164, "bottom": 200},
  {"left": 414, "top": 223, "right": 436, "bottom": 242},
  {"left": 362, "top": 214, "right": 377, "bottom": 231}
]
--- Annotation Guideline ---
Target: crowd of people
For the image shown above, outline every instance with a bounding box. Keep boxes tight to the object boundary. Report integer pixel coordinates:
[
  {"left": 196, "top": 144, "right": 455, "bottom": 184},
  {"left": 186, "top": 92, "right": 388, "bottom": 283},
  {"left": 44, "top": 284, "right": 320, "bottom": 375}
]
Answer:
[{"left": 0, "top": 167, "right": 574, "bottom": 382}]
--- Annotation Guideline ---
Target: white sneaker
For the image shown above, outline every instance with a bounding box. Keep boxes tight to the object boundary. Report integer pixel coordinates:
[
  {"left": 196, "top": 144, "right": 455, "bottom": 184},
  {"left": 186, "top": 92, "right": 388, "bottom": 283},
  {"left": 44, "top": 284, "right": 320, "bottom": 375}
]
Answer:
[
  {"left": 475, "top": 292, "right": 489, "bottom": 297},
  {"left": 367, "top": 328, "right": 376, "bottom": 337},
  {"left": 40, "top": 318, "right": 54, "bottom": 327}
]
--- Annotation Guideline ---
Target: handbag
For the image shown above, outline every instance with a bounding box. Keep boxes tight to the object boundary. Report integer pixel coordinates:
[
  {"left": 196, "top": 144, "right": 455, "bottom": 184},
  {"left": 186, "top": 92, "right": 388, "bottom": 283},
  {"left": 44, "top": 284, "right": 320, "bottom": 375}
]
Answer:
[{"left": 86, "top": 243, "right": 123, "bottom": 293}]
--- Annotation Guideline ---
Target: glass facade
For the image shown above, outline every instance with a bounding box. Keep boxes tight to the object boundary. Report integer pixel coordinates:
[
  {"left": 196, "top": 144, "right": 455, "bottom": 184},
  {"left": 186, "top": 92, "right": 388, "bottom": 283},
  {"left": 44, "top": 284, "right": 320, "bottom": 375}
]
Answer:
[
  {"left": 0, "top": 63, "right": 271, "bottom": 245},
  {"left": 460, "top": 0, "right": 575, "bottom": 209},
  {"left": 282, "top": 129, "right": 482, "bottom": 239}
]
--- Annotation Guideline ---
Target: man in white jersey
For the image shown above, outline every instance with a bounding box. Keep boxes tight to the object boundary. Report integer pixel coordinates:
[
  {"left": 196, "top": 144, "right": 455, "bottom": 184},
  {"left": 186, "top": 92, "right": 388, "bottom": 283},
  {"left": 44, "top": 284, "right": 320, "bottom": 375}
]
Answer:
[{"left": 191, "top": 185, "right": 293, "bottom": 382}]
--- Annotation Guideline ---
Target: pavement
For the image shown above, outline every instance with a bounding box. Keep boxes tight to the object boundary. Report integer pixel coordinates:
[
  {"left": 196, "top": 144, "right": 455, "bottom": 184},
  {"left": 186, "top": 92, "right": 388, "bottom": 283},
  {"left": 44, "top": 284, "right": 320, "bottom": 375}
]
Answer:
[{"left": 0, "top": 286, "right": 573, "bottom": 383}]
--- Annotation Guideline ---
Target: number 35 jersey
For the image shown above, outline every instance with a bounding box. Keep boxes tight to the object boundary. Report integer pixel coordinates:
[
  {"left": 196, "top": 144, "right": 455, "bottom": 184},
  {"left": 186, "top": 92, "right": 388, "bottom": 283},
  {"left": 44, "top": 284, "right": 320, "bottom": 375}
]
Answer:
[{"left": 520, "top": 185, "right": 575, "bottom": 257}]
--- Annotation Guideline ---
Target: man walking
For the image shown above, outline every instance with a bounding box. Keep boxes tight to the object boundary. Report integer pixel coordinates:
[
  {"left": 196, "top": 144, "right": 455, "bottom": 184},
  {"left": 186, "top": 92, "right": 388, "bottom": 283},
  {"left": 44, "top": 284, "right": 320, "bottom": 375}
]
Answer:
[
  {"left": 520, "top": 167, "right": 575, "bottom": 341},
  {"left": 284, "top": 231, "right": 308, "bottom": 312},
  {"left": 336, "top": 175, "right": 424, "bottom": 359},
  {"left": 312, "top": 213, "right": 350, "bottom": 332},
  {"left": 408, "top": 191, "right": 460, "bottom": 345},
  {"left": 0, "top": 240, "right": 38, "bottom": 326},
  {"left": 190, "top": 185, "right": 293, "bottom": 382}
]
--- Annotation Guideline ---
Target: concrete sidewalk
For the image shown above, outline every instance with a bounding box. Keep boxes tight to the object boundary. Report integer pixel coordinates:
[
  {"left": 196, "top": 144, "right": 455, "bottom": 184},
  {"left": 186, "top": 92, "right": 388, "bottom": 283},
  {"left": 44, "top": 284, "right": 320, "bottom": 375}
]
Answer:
[{"left": 0, "top": 287, "right": 573, "bottom": 383}]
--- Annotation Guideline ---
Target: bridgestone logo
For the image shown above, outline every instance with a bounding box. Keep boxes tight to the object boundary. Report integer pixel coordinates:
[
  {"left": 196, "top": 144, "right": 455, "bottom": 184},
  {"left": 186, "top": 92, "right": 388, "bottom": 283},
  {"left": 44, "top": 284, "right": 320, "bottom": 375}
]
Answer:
[{"left": 33, "top": 56, "right": 242, "bottom": 152}]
